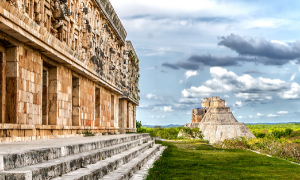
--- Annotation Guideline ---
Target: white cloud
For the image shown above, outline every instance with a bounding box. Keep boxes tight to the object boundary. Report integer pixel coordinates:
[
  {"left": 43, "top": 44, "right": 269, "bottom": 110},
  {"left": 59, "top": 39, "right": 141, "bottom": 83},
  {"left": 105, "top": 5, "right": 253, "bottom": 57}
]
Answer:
[
  {"left": 184, "top": 70, "right": 199, "bottom": 80},
  {"left": 224, "top": 95, "right": 230, "bottom": 98},
  {"left": 182, "top": 67, "right": 299, "bottom": 101},
  {"left": 161, "top": 106, "right": 174, "bottom": 112},
  {"left": 271, "top": 40, "right": 288, "bottom": 46},
  {"left": 140, "top": 105, "right": 149, "bottom": 108},
  {"left": 179, "top": 80, "right": 184, "bottom": 84},
  {"left": 152, "top": 116, "right": 166, "bottom": 118},
  {"left": 238, "top": 116, "right": 243, "bottom": 119},
  {"left": 249, "top": 115, "right": 253, "bottom": 118},
  {"left": 267, "top": 114, "right": 278, "bottom": 117},
  {"left": 277, "top": 111, "right": 289, "bottom": 114},
  {"left": 111, "top": 0, "right": 256, "bottom": 19},
  {"left": 182, "top": 86, "right": 216, "bottom": 98},
  {"left": 146, "top": 94, "right": 154, "bottom": 99},
  {"left": 243, "top": 18, "right": 293, "bottom": 29},
  {"left": 279, "top": 83, "right": 300, "bottom": 99},
  {"left": 178, "top": 97, "right": 199, "bottom": 104},
  {"left": 234, "top": 101, "right": 243, "bottom": 107},
  {"left": 145, "top": 47, "right": 173, "bottom": 56},
  {"left": 257, "top": 113, "right": 263, "bottom": 116},
  {"left": 235, "top": 93, "right": 272, "bottom": 101},
  {"left": 290, "top": 73, "right": 297, "bottom": 81}
]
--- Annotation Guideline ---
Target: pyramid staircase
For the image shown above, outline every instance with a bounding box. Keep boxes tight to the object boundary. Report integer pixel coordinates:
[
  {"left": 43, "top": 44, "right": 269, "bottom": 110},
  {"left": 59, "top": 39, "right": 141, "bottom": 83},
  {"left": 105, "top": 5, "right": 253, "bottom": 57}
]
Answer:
[{"left": 0, "top": 134, "right": 165, "bottom": 180}]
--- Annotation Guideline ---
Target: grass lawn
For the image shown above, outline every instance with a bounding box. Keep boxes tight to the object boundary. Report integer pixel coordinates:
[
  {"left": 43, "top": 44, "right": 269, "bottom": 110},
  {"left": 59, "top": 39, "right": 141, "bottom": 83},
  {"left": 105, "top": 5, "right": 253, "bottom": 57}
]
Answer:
[{"left": 146, "top": 140, "right": 300, "bottom": 180}]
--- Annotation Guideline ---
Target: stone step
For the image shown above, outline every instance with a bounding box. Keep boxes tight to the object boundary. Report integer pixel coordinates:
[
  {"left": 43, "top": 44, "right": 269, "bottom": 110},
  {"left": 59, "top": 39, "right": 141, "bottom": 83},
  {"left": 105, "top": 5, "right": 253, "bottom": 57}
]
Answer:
[
  {"left": 130, "top": 146, "right": 167, "bottom": 180},
  {"left": 0, "top": 134, "right": 151, "bottom": 171},
  {"left": 52, "top": 141, "right": 156, "bottom": 180},
  {"left": 101, "top": 144, "right": 162, "bottom": 180},
  {"left": 101, "top": 144, "right": 161, "bottom": 180},
  {"left": 0, "top": 137, "right": 152, "bottom": 180}
]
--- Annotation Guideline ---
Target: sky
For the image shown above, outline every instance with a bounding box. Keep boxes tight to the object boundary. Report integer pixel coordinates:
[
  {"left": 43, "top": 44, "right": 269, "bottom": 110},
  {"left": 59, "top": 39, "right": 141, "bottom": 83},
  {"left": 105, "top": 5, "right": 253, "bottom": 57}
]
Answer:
[{"left": 110, "top": 0, "right": 300, "bottom": 125}]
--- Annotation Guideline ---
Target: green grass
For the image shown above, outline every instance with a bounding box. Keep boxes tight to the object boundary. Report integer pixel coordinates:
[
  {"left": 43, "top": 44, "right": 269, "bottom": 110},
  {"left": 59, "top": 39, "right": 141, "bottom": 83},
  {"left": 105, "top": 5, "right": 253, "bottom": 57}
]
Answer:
[{"left": 146, "top": 140, "right": 300, "bottom": 180}]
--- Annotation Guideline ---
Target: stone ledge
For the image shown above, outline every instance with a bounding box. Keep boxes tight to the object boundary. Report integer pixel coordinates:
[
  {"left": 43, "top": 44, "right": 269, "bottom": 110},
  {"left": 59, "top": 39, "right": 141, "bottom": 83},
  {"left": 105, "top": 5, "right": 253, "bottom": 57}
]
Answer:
[{"left": 0, "top": 124, "right": 120, "bottom": 130}]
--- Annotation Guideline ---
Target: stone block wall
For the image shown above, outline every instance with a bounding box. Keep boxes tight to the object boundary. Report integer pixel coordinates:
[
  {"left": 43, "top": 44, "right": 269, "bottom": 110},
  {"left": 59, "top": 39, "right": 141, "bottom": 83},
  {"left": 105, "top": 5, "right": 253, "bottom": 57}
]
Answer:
[
  {"left": 18, "top": 44, "right": 43, "bottom": 125},
  {"left": 57, "top": 66, "right": 72, "bottom": 126},
  {"left": 100, "top": 87, "right": 111, "bottom": 128},
  {"left": 79, "top": 75, "right": 95, "bottom": 127},
  {"left": 0, "top": 0, "right": 140, "bottom": 143},
  {"left": 210, "top": 107, "right": 230, "bottom": 113}
]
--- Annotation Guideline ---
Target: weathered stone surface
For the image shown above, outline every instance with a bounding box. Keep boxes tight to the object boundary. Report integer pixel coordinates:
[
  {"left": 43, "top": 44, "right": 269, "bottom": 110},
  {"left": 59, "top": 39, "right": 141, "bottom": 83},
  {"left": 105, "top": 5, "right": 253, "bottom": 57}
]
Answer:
[
  {"left": 0, "top": 134, "right": 167, "bottom": 179},
  {"left": 130, "top": 146, "right": 167, "bottom": 180},
  {"left": 185, "top": 96, "right": 255, "bottom": 143},
  {"left": 53, "top": 142, "right": 158, "bottom": 180},
  {"left": 102, "top": 144, "right": 161, "bottom": 180},
  {"left": 0, "top": 134, "right": 149, "bottom": 171},
  {"left": 0, "top": 0, "right": 140, "bottom": 142},
  {"left": 1, "top": 137, "right": 151, "bottom": 179}
]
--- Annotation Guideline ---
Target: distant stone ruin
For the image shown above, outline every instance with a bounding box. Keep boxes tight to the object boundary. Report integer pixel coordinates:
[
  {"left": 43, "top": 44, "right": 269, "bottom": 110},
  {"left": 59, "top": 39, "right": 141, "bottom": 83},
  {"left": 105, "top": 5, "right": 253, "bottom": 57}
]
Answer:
[{"left": 184, "top": 97, "right": 255, "bottom": 143}]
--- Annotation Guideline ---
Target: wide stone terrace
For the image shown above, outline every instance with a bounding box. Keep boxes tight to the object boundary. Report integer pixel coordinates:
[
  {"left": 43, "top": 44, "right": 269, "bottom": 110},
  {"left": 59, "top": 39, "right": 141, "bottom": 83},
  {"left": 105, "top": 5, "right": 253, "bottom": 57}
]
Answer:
[
  {"left": 0, "top": 133, "right": 164, "bottom": 180},
  {"left": 0, "top": 134, "right": 147, "bottom": 155}
]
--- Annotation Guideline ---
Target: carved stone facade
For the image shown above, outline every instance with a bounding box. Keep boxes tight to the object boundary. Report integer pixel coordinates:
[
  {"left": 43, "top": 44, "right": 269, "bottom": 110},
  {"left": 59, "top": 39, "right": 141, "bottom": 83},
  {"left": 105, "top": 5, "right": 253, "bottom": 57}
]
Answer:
[
  {"left": 185, "top": 97, "right": 255, "bottom": 143},
  {"left": 0, "top": 0, "right": 139, "bottom": 143}
]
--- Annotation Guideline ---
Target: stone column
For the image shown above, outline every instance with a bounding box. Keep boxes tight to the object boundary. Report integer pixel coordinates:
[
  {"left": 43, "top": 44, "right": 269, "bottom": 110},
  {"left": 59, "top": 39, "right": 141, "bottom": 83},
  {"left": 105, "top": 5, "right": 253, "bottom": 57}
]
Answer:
[
  {"left": 72, "top": 77, "right": 80, "bottom": 126},
  {"left": 133, "top": 105, "right": 136, "bottom": 130},
  {"left": 127, "top": 102, "right": 133, "bottom": 130},
  {"left": 114, "top": 97, "right": 119, "bottom": 129},
  {"left": 48, "top": 67, "right": 58, "bottom": 125},
  {"left": 118, "top": 99, "right": 127, "bottom": 134},
  {"left": 0, "top": 52, "right": 5, "bottom": 123},
  {"left": 5, "top": 47, "right": 19, "bottom": 124},
  {"left": 42, "top": 69, "right": 48, "bottom": 125},
  {"left": 95, "top": 87, "right": 101, "bottom": 126}
]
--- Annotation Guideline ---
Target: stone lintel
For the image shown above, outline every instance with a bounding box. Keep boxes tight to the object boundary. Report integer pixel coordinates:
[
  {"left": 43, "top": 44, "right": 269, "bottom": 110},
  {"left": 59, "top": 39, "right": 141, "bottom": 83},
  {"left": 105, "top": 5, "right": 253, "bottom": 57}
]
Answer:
[{"left": 119, "top": 96, "right": 139, "bottom": 106}]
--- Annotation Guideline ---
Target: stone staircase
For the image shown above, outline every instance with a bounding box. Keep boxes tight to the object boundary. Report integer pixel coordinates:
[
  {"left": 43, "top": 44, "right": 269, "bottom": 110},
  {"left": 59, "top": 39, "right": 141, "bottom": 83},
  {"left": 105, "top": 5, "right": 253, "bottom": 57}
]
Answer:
[{"left": 0, "top": 134, "right": 164, "bottom": 180}]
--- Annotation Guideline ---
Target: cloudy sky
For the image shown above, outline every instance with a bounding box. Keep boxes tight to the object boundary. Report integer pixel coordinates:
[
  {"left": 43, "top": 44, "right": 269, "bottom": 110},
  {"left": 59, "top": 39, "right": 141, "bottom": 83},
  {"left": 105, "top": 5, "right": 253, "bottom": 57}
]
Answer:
[{"left": 110, "top": 0, "right": 300, "bottom": 125}]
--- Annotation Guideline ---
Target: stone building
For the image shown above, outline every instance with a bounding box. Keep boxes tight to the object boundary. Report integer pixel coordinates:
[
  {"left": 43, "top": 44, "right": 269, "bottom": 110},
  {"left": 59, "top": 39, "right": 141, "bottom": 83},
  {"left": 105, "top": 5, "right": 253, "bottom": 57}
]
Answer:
[
  {"left": 0, "top": 0, "right": 140, "bottom": 142},
  {"left": 185, "top": 97, "right": 255, "bottom": 143}
]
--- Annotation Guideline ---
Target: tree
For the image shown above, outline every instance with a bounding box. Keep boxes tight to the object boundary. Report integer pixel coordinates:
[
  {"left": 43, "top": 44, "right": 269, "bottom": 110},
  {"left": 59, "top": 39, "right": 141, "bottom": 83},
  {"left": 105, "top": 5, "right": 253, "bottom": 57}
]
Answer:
[{"left": 136, "top": 120, "right": 142, "bottom": 132}]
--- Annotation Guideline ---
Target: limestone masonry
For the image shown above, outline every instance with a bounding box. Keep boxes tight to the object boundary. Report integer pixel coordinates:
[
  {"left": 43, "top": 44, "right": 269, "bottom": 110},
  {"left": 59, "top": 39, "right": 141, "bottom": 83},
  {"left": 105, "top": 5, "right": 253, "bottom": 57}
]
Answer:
[
  {"left": 185, "top": 97, "right": 255, "bottom": 143},
  {"left": 0, "top": 0, "right": 140, "bottom": 143}
]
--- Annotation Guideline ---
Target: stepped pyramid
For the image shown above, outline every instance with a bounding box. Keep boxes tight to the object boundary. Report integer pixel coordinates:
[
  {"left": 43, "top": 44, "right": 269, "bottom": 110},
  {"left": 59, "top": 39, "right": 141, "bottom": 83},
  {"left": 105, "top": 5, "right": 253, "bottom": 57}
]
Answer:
[{"left": 185, "top": 97, "right": 255, "bottom": 143}]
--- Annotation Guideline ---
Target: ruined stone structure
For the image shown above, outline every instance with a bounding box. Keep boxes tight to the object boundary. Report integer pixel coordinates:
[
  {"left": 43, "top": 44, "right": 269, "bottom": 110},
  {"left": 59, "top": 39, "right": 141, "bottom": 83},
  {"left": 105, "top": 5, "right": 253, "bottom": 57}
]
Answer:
[
  {"left": 185, "top": 97, "right": 255, "bottom": 143},
  {"left": 0, "top": 0, "right": 140, "bottom": 143}
]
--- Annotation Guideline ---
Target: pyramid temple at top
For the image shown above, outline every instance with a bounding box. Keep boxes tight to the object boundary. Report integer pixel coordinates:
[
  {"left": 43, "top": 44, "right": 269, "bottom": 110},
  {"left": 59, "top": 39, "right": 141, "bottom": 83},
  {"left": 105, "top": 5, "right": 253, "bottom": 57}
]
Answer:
[{"left": 185, "top": 96, "right": 255, "bottom": 143}]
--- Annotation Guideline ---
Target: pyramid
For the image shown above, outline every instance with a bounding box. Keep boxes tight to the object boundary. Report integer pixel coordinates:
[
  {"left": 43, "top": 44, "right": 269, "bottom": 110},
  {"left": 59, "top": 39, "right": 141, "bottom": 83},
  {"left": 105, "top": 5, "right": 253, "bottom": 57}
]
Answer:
[{"left": 185, "top": 97, "right": 255, "bottom": 143}]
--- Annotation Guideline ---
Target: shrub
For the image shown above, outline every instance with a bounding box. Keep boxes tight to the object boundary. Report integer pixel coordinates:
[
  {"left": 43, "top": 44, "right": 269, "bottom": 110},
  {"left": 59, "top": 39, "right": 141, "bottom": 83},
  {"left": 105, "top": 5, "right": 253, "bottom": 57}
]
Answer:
[
  {"left": 254, "top": 132, "right": 266, "bottom": 138},
  {"left": 82, "top": 130, "right": 95, "bottom": 137},
  {"left": 178, "top": 127, "right": 204, "bottom": 140},
  {"left": 214, "top": 136, "right": 300, "bottom": 163}
]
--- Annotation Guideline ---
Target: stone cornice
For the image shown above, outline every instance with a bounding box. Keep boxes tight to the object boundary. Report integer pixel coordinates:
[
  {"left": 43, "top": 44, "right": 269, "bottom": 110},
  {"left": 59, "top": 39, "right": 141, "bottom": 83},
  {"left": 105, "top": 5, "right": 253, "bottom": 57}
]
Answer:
[{"left": 93, "top": 0, "right": 127, "bottom": 45}]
